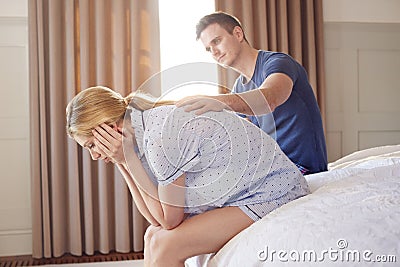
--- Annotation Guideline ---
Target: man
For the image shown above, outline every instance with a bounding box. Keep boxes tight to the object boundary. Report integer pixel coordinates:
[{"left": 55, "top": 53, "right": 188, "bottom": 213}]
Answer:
[{"left": 177, "top": 11, "right": 327, "bottom": 174}]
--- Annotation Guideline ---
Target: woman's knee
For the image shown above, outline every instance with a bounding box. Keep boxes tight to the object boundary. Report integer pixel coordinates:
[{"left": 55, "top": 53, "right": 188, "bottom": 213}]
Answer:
[
  {"left": 148, "top": 229, "right": 169, "bottom": 255},
  {"left": 144, "top": 224, "right": 161, "bottom": 244},
  {"left": 148, "top": 228, "right": 185, "bottom": 265}
]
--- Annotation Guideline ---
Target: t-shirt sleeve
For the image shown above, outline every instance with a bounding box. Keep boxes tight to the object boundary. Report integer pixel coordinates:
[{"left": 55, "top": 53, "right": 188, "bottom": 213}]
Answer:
[
  {"left": 263, "top": 53, "right": 299, "bottom": 83},
  {"left": 146, "top": 136, "right": 201, "bottom": 186},
  {"left": 145, "top": 120, "right": 202, "bottom": 186},
  {"left": 232, "top": 78, "right": 249, "bottom": 119},
  {"left": 232, "top": 77, "right": 241, "bottom": 94}
]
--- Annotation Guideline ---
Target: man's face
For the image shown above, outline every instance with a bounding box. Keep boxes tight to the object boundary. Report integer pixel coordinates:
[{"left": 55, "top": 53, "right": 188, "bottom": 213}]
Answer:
[{"left": 199, "top": 23, "right": 242, "bottom": 67}]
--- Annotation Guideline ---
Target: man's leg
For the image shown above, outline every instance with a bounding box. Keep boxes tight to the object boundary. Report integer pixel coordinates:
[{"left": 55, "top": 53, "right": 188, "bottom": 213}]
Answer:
[{"left": 145, "top": 206, "right": 253, "bottom": 267}]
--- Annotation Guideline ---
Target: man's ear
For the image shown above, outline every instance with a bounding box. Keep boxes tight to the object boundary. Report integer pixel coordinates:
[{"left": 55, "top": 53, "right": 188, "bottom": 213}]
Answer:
[{"left": 233, "top": 26, "right": 244, "bottom": 41}]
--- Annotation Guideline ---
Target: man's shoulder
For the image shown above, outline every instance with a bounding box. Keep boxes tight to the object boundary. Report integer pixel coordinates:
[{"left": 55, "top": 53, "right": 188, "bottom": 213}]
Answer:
[{"left": 258, "top": 50, "right": 292, "bottom": 62}]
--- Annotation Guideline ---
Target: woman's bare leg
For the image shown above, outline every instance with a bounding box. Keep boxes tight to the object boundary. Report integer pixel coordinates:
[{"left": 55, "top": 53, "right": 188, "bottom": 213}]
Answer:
[
  {"left": 144, "top": 224, "right": 163, "bottom": 267},
  {"left": 145, "top": 206, "right": 253, "bottom": 267}
]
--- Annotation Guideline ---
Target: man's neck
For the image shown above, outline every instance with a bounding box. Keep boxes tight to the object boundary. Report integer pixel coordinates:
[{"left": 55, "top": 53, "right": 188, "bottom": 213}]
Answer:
[{"left": 231, "top": 46, "right": 259, "bottom": 81}]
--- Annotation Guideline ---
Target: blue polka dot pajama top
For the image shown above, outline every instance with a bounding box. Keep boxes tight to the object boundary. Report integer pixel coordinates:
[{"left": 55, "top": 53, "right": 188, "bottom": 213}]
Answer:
[{"left": 129, "top": 105, "right": 309, "bottom": 221}]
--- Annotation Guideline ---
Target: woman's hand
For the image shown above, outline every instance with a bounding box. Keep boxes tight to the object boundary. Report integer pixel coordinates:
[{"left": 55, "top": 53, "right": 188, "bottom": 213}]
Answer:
[{"left": 92, "top": 123, "right": 125, "bottom": 164}]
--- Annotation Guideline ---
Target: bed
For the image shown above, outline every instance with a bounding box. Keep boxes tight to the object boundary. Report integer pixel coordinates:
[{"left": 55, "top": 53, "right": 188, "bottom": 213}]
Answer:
[{"left": 185, "top": 145, "right": 400, "bottom": 266}]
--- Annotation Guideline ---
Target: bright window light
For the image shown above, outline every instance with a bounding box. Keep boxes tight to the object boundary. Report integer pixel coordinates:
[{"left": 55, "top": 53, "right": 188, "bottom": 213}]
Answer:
[{"left": 158, "top": 0, "right": 218, "bottom": 100}]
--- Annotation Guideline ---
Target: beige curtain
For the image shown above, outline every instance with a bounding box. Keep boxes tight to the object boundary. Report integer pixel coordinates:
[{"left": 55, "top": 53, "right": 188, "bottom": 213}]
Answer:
[
  {"left": 28, "top": 0, "right": 160, "bottom": 258},
  {"left": 215, "top": 0, "right": 326, "bottom": 124}
]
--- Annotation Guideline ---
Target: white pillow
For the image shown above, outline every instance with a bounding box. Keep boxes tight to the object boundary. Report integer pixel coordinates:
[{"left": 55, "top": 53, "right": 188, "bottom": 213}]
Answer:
[{"left": 328, "top": 144, "right": 400, "bottom": 170}]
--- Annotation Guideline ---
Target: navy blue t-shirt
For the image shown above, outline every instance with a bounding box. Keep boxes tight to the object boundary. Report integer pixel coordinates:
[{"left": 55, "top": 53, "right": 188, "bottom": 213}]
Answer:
[{"left": 234, "top": 51, "right": 327, "bottom": 174}]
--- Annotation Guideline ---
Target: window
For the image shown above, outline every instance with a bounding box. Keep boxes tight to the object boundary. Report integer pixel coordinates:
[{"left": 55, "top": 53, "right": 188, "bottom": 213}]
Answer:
[{"left": 158, "top": 0, "right": 218, "bottom": 100}]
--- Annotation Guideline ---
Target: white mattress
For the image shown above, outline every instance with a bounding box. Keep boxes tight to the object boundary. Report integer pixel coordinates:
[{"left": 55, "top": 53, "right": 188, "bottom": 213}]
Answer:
[{"left": 185, "top": 145, "right": 400, "bottom": 267}]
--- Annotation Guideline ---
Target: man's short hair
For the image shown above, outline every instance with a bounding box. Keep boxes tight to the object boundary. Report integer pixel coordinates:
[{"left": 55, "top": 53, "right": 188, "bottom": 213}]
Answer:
[{"left": 196, "top": 11, "right": 247, "bottom": 42}]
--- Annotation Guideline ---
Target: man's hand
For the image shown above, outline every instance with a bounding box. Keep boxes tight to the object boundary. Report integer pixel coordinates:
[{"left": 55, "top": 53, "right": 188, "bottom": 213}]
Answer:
[
  {"left": 92, "top": 123, "right": 125, "bottom": 164},
  {"left": 175, "top": 95, "right": 230, "bottom": 115}
]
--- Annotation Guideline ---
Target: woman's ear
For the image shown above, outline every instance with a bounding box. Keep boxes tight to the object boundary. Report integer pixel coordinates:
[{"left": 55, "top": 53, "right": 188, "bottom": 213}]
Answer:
[
  {"left": 108, "top": 122, "right": 123, "bottom": 134},
  {"left": 115, "top": 120, "right": 124, "bottom": 134},
  {"left": 107, "top": 122, "right": 120, "bottom": 132},
  {"left": 109, "top": 122, "right": 117, "bottom": 129}
]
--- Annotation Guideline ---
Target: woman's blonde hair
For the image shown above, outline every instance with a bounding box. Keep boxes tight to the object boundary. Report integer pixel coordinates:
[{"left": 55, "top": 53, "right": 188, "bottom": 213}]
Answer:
[{"left": 66, "top": 86, "right": 174, "bottom": 138}]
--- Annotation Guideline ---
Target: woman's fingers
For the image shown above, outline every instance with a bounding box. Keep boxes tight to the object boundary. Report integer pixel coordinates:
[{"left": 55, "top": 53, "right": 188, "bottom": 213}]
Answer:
[
  {"left": 93, "top": 138, "right": 110, "bottom": 156},
  {"left": 93, "top": 123, "right": 125, "bottom": 163},
  {"left": 93, "top": 128, "right": 112, "bottom": 149},
  {"left": 100, "top": 123, "right": 122, "bottom": 139}
]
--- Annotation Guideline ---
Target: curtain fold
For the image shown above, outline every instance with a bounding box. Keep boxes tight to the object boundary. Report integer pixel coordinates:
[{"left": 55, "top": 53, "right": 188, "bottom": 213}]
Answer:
[
  {"left": 28, "top": 0, "right": 160, "bottom": 258},
  {"left": 215, "top": 0, "right": 326, "bottom": 125}
]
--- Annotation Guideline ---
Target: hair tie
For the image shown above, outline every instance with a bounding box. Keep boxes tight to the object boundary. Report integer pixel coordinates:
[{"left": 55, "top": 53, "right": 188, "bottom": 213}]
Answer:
[{"left": 123, "top": 97, "right": 129, "bottom": 107}]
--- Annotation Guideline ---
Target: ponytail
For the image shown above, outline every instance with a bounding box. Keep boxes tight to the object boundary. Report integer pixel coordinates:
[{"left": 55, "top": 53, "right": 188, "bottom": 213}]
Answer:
[
  {"left": 125, "top": 91, "right": 175, "bottom": 111},
  {"left": 66, "top": 86, "right": 174, "bottom": 138}
]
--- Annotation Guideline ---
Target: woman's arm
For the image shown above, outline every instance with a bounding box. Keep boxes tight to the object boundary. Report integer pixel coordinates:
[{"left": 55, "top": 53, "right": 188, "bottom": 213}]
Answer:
[
  {"left": 115, "top": 163, "right": 160, "bottom": 226},
  {"left": 125, "top": 153, "right": 186, "bottom": 230},
  {"left": 93, "top": 123, "right": 185, "bottom": 230}
]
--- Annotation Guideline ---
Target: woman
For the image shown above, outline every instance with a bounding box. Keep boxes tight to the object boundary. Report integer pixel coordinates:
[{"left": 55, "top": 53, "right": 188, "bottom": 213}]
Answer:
[{"left": 66, "top": 86, "right": 309, "bottom": 267}]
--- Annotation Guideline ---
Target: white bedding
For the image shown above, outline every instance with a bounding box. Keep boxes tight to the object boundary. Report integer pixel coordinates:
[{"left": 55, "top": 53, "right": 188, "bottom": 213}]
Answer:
[{"left": 185, "top": 145, "right": 400, "bottom": 267}]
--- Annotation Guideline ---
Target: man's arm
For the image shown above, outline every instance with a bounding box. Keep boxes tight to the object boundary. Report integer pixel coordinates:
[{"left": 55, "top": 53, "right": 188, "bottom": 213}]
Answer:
[{"left": 176, "top": 73, "right": 293, "bottom": 115}]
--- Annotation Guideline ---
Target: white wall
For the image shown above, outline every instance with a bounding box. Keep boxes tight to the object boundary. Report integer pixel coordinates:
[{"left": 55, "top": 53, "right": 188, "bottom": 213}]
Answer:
[
  {"left": 323, "top": 0, "right": 400, "bottom": 161},
  {"left": 0, "top": 0, "right": 27, "bottom": 17},
  {"left": 0, "top": 0, "right": 30, "bottom": 256},
  {"left": 323, "top": 0, "right": 400, "bottom": 23}
]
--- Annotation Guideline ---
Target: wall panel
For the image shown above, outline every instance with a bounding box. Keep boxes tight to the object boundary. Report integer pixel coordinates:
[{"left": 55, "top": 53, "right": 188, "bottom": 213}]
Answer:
[
  {"left": 0, "top": 16, "right": 31, "bottom": 256},
  {"left": 325, "top": 22, "right": 400, "bottom": 162}
]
